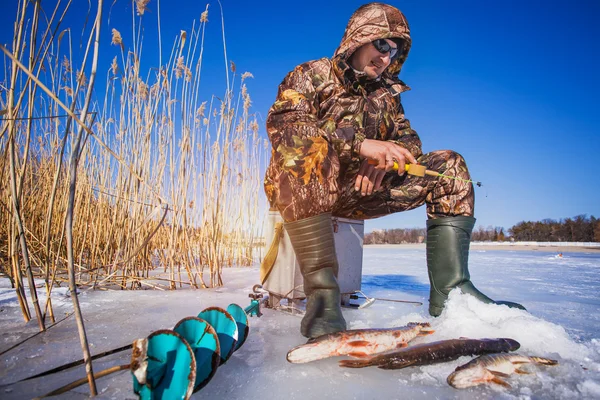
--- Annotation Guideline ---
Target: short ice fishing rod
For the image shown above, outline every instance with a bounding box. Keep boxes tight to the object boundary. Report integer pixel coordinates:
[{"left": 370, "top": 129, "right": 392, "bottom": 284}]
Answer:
[{"left": 368, "top": 159, "right": 482, "bottom": 187}]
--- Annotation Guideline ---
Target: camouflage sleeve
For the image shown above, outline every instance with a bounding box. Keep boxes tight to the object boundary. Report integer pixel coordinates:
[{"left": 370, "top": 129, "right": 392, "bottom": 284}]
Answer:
[
  {"left": 266, "top": 63, "right": 361, "bottom": 163},
  {"left": 388, "top": 98, "right": 423, "bottom": 158}
]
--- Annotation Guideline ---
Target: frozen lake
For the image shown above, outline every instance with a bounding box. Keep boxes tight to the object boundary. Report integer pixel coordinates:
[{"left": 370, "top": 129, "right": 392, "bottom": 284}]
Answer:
[
  {"left": 361, "top": 246, "right": 600, "bottom": 343},
  {"left": 1, "top": 246, "right": 599, "bottom": 399}
]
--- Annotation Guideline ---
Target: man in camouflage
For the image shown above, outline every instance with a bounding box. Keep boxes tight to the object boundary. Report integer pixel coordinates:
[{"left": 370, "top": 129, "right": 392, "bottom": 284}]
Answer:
[{"left": 265, "top": 2, "right": 525, "bottom": 339}]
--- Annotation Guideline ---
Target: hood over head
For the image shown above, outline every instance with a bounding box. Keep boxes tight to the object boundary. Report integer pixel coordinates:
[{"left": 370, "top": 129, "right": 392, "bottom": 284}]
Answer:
[{"left": 334, "top": 3, "right": 412, "bottom": 82}]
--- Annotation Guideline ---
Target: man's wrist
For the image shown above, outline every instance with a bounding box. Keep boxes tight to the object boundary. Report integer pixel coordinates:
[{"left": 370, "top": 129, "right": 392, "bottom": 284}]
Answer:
[{"left": 353, "top": 132, "right": 366, "bottom": 157}]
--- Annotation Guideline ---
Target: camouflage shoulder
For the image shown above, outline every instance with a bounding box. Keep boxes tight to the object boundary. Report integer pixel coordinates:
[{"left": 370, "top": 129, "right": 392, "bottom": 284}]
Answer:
[
  {"left": 300, "top": 58, "right": 335, "bottom": 88},
  {"left": 382, "top": 75, "right": 411, "bottom": 96}
]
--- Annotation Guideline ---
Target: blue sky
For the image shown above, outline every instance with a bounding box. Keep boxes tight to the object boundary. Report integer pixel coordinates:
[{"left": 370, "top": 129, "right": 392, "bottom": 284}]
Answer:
[{"left": 2, "top": 0, "right": 599, "bottom": 232}]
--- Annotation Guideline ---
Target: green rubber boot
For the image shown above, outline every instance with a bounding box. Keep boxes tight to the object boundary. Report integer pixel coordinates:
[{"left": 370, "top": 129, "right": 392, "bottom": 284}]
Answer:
[
  {"left": 285, "top": 213, "right": 347, "bottom": 338},
  {"left": 426, "top": 216, "right": 526, "bottom": 317}
]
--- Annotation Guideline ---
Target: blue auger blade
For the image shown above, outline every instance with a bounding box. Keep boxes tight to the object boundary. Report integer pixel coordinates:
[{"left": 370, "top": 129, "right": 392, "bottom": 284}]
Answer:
[
  {"left": 227, "top": 304, "right": 249, "bottom": 351},
  {"left": 173, "top": 317, "right": 221, "bottom": 392},
  {"left": 132, "top": 329, "right": 196, "bottom": 400},
  {"left": 198, "top": 307, "right": 238, "bottom": 365}
]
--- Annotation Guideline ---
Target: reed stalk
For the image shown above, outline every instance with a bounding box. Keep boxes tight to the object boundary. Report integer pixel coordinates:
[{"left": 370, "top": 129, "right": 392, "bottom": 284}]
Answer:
[
  {"left": 6, "top": 0, "right": 45, "bottom": 331},
  {"left": 1, "top": 1, "right": 264, "bottom": 326},
  {"left": 63, "top": 0, "right": 103, "bottom": 393}
]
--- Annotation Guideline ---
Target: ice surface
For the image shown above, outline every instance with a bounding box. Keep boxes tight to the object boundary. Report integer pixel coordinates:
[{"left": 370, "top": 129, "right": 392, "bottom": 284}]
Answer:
[{"left": 0, "top": 247, "right": 599, "bottom": 399}]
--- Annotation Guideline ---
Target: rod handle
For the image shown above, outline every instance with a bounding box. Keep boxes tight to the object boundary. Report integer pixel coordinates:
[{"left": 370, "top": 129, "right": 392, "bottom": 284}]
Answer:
[{"left": 367, "top": 160, "right": 432, "bottom": 177}]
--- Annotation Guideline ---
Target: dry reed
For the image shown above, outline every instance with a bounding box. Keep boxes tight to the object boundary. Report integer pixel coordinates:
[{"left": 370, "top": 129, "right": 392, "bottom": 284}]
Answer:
[{"left": 1, "top": 0, "right": 265, "bottom": 325}]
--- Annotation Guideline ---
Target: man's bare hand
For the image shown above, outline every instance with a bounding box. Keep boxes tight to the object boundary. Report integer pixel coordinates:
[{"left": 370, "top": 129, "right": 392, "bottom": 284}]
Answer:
[
  {"left": 354, "top": 140, "right": 417, "bottom": 196},
  {"left": 355, "top": 159, "right": 386, "bottom": 196},
  {"left": 358, "top": 139, "right": 417, "bottom": 172}
]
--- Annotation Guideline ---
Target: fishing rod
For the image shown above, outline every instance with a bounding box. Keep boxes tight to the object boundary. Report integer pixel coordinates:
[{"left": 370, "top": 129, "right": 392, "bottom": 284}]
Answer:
[
  {"left": 368, "top": 160, "right": 482, "bottom": 187},
  {"left": 350, "top": 290, "right": 423, "bottom": 308}
]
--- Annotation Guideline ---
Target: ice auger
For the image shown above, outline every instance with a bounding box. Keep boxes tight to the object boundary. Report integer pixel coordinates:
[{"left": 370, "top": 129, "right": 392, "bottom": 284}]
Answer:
[{"left": 131, "top": 302, "right": 257, "bottom": 399}]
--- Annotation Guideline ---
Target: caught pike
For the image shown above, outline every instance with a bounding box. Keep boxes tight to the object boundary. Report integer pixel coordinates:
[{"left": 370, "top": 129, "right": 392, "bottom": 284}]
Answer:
[
  {"left": 286, "top": 322, "right": 434, "bottom": 364},
  {"left": 339, "top": 338, "right": 520, "bottom": 369},
  {"left": 447, "top": 353, "right": 558, "bottom": 389}
]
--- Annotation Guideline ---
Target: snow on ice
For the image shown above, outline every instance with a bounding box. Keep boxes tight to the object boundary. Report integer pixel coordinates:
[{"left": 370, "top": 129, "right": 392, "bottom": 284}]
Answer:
[{"left": 1, "top": 247, "right": 599, "bottom": 399}]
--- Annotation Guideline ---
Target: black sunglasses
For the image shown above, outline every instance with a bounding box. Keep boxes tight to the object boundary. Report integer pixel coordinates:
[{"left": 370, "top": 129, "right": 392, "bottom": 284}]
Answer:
[{"left": 372, "top": 39, "right": 400, "bottom": 59}]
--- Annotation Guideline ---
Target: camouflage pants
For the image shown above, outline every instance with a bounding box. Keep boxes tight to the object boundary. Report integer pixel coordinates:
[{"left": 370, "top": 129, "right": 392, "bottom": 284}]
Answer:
[{"left": 266, "top": 150, "right": 475, "bottom": 222}]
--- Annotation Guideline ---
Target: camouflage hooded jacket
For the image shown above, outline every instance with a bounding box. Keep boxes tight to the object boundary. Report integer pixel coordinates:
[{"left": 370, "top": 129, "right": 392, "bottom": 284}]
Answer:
[{"left": 264, "top": 3, "right": 423, "bottom": 210}]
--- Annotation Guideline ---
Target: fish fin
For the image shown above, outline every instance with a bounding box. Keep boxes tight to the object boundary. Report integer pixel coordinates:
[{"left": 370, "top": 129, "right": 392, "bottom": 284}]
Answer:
[
  {"left": 395, "top": 342, "right": 408, "bottom": 348},
  {"left": 347, "top": 352, "right": 370, "bottom": 358},
  {"left": 347, "top": 340, "right": 371, "bottom": 347},
  {"left": 490, "top": 370, "right": 511, "bottom": 378},
  {"left": 514, "top": 368, "right": 531, "bottom": 375},
  {"left": 491, "top": 376, "right": 512, "bottom": 388},
  {"left": 378, "top": 360, "right": 415, "bottom": 370},
  {"left": 531, "top": 357, "right": 559, "bottom": 366},
  {"left": 418, "top": 329, "right": 435, "bottom": 336},
  {"left": 338, "top": 359, "right": 372, "bottom": 368}
]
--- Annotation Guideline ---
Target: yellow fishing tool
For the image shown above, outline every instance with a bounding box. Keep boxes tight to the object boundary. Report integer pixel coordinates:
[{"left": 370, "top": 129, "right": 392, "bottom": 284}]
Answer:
[{"left": 367, "top": 159, "right": 482, "bottom": 187}]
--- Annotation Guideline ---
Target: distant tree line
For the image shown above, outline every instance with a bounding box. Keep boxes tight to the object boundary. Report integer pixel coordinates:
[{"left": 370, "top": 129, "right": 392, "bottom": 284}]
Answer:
[
  {"left": 509, "top": 215, "right": 600, "bottom": 242},
  {"left": 364, "top": 228, "right": 426, "bottom": 244},
  {"left": 364, "top": 215, "right": 600, "bottom": 244},
  {"left": 472, "top": 226, "right": 506, "bottom": 242}
]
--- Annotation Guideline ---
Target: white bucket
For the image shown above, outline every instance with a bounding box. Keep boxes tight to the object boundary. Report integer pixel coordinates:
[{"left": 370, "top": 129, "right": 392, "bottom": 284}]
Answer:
[{"left": 262, "top": 210, "right": 364, "bottom": 302}]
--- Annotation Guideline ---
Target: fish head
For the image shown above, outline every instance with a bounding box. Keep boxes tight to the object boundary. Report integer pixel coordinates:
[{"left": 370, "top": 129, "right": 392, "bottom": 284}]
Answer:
[
  {"left": 477, "top": 338, "right": 521, "bottom": 352},
  {"left": 500, "top": 338, "right": 521, "bottom": 351},
  {"left": 286, "top": 341, "right": 321, "bottom": 363},
  {"left": 447, "top": 365, "right": 493, "bottom": 389},
  {"left": 306, "top": 331, "right": 337, "bottom": 344}
]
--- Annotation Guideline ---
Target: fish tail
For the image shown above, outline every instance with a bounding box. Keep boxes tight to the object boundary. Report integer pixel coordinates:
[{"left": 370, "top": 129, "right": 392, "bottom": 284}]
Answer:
[
  {"left": 418, "top": 328, "right": 435, "bottom": 336},
  {"left": 338, "top": 358, "right": 375, "bottom": 368},
  {"left": 530, "top": 357, "right": 559, "bottom": 366}
]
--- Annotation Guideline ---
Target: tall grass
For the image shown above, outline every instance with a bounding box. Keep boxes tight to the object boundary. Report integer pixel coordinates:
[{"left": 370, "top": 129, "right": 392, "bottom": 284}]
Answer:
[{"left": 0, "top": 0, "right": 265, "bottom": 328}]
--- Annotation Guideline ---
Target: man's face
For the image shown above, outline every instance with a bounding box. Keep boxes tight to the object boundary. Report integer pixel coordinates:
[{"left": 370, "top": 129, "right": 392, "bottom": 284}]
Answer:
[{"left": 349, "top": 38, "right": 397, "bottom": 79}]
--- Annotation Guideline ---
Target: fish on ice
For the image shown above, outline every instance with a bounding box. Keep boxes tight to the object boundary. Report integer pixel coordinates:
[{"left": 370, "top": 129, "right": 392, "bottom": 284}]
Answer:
[
  {"left": 447, "top": 353, "right": 558, "bottom": 389},
  {"left": 338, "top": 338, "right": 520, "bottom": 369},
  {"left": 287, "top": 322, "right": 434, "bottom": 364}
]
